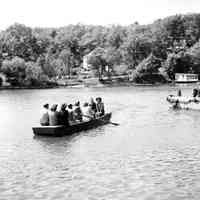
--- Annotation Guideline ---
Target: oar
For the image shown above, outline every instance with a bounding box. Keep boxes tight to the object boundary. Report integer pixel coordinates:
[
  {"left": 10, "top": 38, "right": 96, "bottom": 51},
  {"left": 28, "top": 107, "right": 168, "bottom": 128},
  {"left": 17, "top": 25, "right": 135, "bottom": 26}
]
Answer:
[
  {"left": 109, "top": 122, "right": 120, "bottom": 126},
  {"left": 82, "top": 115, "right": 119, "bottom": 126}
]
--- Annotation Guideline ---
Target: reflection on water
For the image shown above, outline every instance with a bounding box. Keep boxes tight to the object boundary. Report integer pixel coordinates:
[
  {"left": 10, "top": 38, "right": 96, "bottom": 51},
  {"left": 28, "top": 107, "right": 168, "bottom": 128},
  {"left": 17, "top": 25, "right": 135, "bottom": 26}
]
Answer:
[{"left": 1, "top": 85, "right": 200, "bottom": 199}]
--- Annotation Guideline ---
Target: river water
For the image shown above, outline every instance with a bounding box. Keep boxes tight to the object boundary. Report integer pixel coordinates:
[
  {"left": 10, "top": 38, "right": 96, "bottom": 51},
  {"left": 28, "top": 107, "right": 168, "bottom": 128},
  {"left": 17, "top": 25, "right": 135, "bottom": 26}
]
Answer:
[{"left": 1, "top": 85, "right": 200, "bottom": 200}]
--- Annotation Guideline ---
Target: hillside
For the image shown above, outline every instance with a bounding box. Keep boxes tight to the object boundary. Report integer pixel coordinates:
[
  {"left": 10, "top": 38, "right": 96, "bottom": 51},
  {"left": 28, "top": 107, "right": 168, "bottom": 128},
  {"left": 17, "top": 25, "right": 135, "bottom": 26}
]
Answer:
[{"left": 1, "top": 13, "right": 200, "bottom": 85}]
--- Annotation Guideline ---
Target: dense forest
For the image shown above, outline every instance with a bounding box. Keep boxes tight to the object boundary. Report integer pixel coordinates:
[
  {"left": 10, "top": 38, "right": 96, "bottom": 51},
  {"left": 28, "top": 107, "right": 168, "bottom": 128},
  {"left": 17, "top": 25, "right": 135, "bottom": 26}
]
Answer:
[{"left": 1, "top": 13, "right": 200, "bottom": 86}]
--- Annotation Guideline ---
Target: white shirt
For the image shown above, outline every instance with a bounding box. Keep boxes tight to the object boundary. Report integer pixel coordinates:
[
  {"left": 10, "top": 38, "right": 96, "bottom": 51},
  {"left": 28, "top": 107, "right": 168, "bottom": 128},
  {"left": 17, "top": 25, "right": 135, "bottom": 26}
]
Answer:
[{"left": 82, "top": 106, "right": 91, "bottom": 121}]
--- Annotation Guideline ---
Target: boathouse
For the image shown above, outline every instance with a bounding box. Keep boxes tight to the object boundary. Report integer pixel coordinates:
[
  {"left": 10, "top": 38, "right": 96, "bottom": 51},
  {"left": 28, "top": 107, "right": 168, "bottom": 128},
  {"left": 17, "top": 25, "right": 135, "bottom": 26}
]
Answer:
[{"left": 175, "top": 73, "right": 198, "bottom": 83}]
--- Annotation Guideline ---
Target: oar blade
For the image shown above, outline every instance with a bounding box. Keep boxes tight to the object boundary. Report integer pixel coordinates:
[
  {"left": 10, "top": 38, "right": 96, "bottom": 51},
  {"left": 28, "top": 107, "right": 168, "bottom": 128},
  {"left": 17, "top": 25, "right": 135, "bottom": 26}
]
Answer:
[{"left": 110, "top": 122, "right": 120, "bottom": 126}]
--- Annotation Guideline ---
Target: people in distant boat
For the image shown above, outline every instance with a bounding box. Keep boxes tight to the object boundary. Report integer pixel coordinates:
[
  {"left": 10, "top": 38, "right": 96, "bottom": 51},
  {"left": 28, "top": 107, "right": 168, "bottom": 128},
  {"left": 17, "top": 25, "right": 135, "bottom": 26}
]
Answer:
[
  {"left": 172, "top": 99, "right": 181, "bottom": 110},
  {"left": 192, "top": 88, "right": 200, "bottom": 103},
  {"left": 177, "top": 89, "right": 182, "bottom": 97},
  {"left": 82, "top": 102, "right": 95, "bottom": 121},
  {"left": 58, "top": 103, "right": 69, "bottom": 126},
  {"left": 96, "top": 97, "right": 105, "bottom": 117},
  {"left": 73, "top": 101, "right": 83, "bottom": 122},
  {"left": 39, "top": 97, "right": 106, "bottom": 126},
  {"left": 49, "top": 104, "right": 59, "bottom": 126},
  {"left": 89, "top": 98, "right": 97, "bottom": 114},
  {"left": 68, "top": 104, "right": 74, "bottom": 124},
  {"left": 82, "top": 102, "right": 90, "bottom": 121},
  {"left": 193, "top": 88, "right": 198, "bottom": 98},
  {"left": 89, "top": 103, "right": 96, "bottom": 118},
  {"left": 40, "top": 103, "right": 49, "bottom": 126}
]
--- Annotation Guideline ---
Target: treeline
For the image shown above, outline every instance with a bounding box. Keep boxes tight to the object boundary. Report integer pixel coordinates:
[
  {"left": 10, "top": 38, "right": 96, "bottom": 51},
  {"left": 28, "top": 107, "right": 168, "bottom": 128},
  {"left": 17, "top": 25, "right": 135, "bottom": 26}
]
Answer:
[{"left": 1, "top": 13, "right": 200, "bottom": 85}]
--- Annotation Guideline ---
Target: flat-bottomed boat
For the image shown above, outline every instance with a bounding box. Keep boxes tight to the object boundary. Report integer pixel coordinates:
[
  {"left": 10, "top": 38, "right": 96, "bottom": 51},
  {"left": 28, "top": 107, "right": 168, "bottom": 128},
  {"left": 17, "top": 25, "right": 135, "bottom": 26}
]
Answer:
[{"left": 32, "top": 113, "right": 112, "bottom": 137}]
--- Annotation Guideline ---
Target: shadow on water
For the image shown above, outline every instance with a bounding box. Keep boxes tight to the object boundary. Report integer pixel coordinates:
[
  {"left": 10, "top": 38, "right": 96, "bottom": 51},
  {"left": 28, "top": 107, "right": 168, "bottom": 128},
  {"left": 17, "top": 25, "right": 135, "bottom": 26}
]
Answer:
[
  {"left": 33, "top": 134, "right": 78, "bottom": 144},
  {"left": 169, "top": 106, "right": 200, "bottom": 115},
  {"left": 168, "top": 107, "right": 200, "bottom": 130},
  {"left": 32, "top": 125, "right": 111, "bottom": 158}
]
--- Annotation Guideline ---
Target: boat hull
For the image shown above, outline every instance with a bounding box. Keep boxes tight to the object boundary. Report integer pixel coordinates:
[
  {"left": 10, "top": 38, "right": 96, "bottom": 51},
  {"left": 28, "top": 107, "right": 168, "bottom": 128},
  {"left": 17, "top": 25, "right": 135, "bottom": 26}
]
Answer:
[{"left": 32, "top": 113, "right": 112, "bottom": 137}]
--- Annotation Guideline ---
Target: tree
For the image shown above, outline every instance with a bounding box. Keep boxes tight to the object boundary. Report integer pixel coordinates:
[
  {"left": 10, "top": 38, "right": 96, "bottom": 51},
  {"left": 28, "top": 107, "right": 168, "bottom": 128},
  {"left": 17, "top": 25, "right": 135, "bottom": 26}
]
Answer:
[
  {"left": 104, "top": 47, "right": 122, "bottom": 67},
  {"left": 162, "top": 51, "right": 192, "bottom": 79},
  {"left": 135, "top": 53, "right": 161, "bottom": 74},
  {"left": 1, "top": 57, "right": 26, "bottom": 85},
  {"left": 25, "top": 62, "right": 48, "bottom": 86},
  {"left": 122, "top": 35, "right": 152, "bottom": 69},
  {"left": 58, "top": 49, "right": 73, "bottom": 77},
  {"left": 106, "top": 25, "right": 127, "bottom": 49},
  {"left": 187, "top": 41, "right": 200, "bottom": 73},
  {"left": 37, "top": 55, "right": 56, "bottom": 78},
  {"left": 165, "top": 15, "right": 185, "bottom": 42},
  {"left": 1, "top": 23, "right": 40, "bottom": 61},
  {"left": 131, "top": 54, "right": 165, "bottom": 83},
  {"left": 87, "top": 47, "right": 107, "bottom": 79}
]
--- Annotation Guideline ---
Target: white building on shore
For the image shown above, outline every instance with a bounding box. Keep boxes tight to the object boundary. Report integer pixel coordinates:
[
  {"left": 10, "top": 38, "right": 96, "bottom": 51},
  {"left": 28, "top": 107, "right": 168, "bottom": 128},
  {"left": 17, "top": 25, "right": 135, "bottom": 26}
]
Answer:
[
  {"left": 175, "top": 73, "right": 198, "bottom": 83},
  {"left": 83, "top": 52, "right": 93, "bottom": 70}
]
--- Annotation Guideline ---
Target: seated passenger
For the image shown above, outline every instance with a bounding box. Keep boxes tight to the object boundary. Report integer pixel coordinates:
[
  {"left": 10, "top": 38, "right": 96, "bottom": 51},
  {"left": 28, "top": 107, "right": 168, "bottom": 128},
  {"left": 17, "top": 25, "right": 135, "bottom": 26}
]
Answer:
[
  {"left": 73, "top": 101, "right": 83, "bottom": 122},
  {"left": 40, "top": 103, "right": 49, "bottom": 126},
  {"left": 172, "top": 100, "right": 181, "bottom": 110},
  {"left": 67, "top": 104, "right": 74, "bottom": 124},
  {"left": 49, "top": 104, "right": 59, "bottom": 126},
  {"left": 89, "top": 98, "right": 97, "bottom": 114},
  {"left": 58, "top": 103, "right": 69, "bottom": 126},
  {"left": 192, "top": 88, "right": 199, "bottom": 103},
  {"left": 82, "top": 102, "right": 95, "bottom": 121},
  {"left": 193, "top": 88, "right": 198, "bottom": 98},
  {"left": 177, "top": 89, "right": 182, "bottom": 97},
  {"left": 96, "top": 97, "right": 105, "bottom": 117},
  {"left": 89, "top": 103, "right": 96, "bottom": 118}
]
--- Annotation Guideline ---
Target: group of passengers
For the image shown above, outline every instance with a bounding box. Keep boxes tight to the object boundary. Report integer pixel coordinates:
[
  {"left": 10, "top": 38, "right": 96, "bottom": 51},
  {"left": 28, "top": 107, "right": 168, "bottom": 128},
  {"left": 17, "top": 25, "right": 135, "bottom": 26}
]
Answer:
[
  {"left": 172, "top": 88, "right": 200, "bottom": 109},
  {"left": 40, "top": 97, "right": 105, "bottom": 126}
]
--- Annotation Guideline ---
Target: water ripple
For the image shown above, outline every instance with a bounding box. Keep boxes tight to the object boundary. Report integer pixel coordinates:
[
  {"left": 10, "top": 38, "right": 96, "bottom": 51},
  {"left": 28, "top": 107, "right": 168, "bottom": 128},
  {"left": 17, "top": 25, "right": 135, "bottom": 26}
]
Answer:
[{"left": 1, "top": 86, "right": 200, "bottom": 199}]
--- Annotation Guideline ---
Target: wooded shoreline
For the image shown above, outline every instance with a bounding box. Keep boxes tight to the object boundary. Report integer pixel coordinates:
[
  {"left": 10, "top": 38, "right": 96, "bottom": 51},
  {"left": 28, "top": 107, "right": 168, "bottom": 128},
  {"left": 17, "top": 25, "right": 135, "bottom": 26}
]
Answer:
[
  {"left": 1, "top": 13, "right": 200, "bottom": 87},
  {"left": 0, "top": 79, "right": 172, "bottom": 90}
]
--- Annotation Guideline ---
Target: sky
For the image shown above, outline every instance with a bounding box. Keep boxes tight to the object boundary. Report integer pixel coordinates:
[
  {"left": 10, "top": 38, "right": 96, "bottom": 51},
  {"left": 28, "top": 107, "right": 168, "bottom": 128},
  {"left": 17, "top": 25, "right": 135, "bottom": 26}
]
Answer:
[{"left": 0, "top": 0, "right": 199, "bottom": 29}]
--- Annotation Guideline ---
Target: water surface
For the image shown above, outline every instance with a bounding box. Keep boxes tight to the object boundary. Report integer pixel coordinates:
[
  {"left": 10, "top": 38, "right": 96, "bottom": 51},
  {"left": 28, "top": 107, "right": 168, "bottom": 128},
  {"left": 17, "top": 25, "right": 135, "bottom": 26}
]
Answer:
[{"left": 1, "top": 85, "right": 200, "bottom": 200}]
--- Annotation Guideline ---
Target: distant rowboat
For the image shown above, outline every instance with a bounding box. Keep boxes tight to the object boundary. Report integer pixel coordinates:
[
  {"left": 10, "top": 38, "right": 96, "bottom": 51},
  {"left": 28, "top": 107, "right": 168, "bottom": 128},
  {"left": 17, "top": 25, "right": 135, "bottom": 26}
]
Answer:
[
  {"left": 32, "top": 113, "right": 112, "bottom": 137},
  {"left": 166, "top": 95, "right": 200, "bottom": 110}
]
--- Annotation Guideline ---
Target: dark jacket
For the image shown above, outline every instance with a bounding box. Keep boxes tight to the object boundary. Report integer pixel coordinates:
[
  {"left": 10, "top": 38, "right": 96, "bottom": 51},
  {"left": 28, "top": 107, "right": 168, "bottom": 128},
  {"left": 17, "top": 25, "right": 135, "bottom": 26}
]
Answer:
[
  {"left": 90, "top": 102, "right": 97, "bottom": 113},
  {"left": 68, "top": 109, "right": 74, "bottom": 122},
  {"left": 58, "top": 110, "right": 69, "bottom": 126}
]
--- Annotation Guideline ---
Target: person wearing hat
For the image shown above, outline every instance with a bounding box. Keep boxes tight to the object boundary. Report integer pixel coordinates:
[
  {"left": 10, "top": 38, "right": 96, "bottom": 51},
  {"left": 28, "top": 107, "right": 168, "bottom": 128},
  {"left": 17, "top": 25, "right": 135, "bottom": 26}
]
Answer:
[
  {"left": 40, "top": 103, "right": 49, "bottom": 126},
  {"left": 96, "top": 97, "right": 105, "bottom": 117},
  {"left": 73, "top": 101, "right": 83, "bottom": 122},
  {"left": 58, "top": 103, "right": 69, "bottom": 126},
  {"left": 49, "top": 104, "right": 59, "bottom": 126}
]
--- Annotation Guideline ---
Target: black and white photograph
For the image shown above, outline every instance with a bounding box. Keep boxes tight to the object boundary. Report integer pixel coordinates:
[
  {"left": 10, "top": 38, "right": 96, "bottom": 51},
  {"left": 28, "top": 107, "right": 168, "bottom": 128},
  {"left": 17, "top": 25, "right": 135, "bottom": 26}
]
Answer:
[{"left": 1, "top": 0, "right": 200, "bottom": 199}]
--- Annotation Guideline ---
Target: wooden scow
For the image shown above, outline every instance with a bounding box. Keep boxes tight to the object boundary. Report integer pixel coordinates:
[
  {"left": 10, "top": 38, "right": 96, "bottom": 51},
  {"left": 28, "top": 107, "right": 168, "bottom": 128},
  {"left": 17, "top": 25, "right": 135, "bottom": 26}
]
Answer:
[{"left": 32, "top": 113, "right": 112, "bottom": 137}]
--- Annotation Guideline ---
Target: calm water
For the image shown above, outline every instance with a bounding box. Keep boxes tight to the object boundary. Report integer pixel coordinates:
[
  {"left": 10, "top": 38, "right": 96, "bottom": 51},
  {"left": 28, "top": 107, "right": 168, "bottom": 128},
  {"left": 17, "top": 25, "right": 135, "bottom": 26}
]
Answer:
[{"left": 1, "top": 85, "right": 200, "bottom": 200}]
